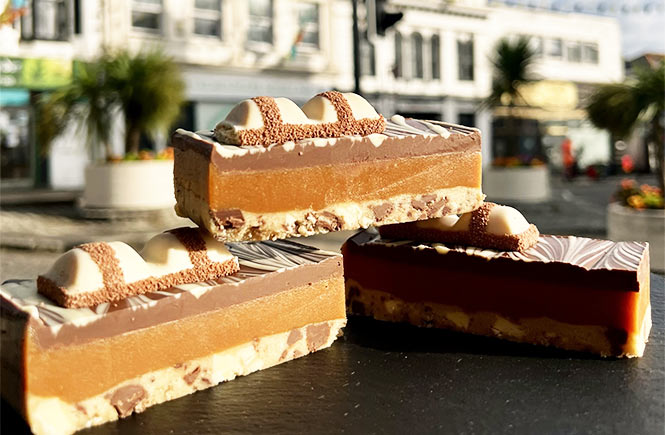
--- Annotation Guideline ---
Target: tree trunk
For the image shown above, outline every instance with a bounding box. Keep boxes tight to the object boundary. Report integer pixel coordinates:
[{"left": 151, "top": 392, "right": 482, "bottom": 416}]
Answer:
[{"left": 125, "top": 124, "right": 141, "bottom": 155}]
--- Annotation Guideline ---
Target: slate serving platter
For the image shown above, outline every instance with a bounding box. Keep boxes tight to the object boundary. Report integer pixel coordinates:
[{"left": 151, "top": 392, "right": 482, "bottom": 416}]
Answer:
[{"left": 3, "top": 274, "right": 663, "bottom": 434}]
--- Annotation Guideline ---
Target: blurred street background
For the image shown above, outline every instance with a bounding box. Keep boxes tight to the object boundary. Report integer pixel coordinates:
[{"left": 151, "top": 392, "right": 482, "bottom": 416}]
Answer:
[{"left": 1, "top": 0, "right": 663, "bottom": 278}]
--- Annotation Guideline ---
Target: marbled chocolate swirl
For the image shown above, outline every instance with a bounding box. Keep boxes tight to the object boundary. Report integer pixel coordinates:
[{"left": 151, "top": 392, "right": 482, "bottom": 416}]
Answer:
[{"left": 358, "top": 230, "right": 647, "bottom": 273}]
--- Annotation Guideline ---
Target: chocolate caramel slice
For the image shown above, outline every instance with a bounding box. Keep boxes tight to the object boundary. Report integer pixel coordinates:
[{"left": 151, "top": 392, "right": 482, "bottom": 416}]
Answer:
[
  {"left": 1, "top": 240, "right": 346, "bottom": 435},
  {"left": 342, "top": 229, "right": 651, "bottom": 357},
  {"left": 174, "top": 111, "right": 484, "bottom": 242}
]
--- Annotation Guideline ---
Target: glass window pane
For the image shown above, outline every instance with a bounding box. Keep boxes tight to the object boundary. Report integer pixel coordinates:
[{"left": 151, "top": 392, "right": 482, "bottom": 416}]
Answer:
[
  {"left": 413, "top": 33, "right": 423, "bottom": 79},
  {"left": 248, "top": 25, "right": 272, "bottom": 43},
  {"left": 582, "top": 43, "right": 598, "bottom": 63},
  {"left": 457, "top": 39, "right": 474, "bottom": 81},
  {"left": 298, "top": 3, "right": 317, "bottom": 23},
  {"left": 195, "top": 0, "right": 220, "bottom": 10},
  {"left": 567, "top": 42, "right": 581, "bottom": 62},
  {"left": 34, "top": 1, "right": 58, "bottom": 39},
  {"left": 194, "top": 18, "right": 220, "bottom": 36},
  {"left": 302, "top": 29, "right": 319, "bottom": 46},
  {"left": 132, "top": 11, "right": 160, "bottom": 29},
  {"left": 431, "top": 34, "right": 440, "bottom": 80},
  {"left": 394, "top": 32, "right": 402, "bottom": 78},
  {"left": 250, "top": 0, "right": 272, "bottom": 17},
  {"left": 548, "top": 38, "right": 562, "bottom": 57},
  {"left": 361, "top": 40, "right": 375, "bottom": 76}
]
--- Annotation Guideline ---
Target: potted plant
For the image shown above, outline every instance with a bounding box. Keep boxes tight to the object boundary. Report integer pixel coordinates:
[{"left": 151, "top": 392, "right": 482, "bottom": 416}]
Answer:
[
  {"left": 607, "top": 179, "right": 664, "bottom": 271},
  {"left": 586, "top": 61, "right": 664, "bottom": 271},
  {"left": 481, "top": 37, "right": 551, "bottom": 203},
  {"left": 483, "top": 155, "right": 551, "bottom": 203},
  {"left": 39, "top": 50, "right": 185, "bottom": 211}
]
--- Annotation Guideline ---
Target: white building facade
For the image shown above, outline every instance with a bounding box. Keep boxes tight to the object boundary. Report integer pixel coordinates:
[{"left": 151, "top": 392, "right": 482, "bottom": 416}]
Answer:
[
  {"left": 0, "top": 0, "right": 623, "bottom": 188},
  {"left": 332, "top": 0, "right": 623, "bottom": 168}
]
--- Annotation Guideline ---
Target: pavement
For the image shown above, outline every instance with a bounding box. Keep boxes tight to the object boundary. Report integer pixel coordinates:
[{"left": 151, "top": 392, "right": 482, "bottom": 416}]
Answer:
[{"left": 0, "top": 173, "right": 660, "bottom": 282}]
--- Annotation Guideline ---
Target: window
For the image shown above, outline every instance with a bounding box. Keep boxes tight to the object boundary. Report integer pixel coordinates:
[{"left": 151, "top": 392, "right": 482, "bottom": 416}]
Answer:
[
  {"left": 248, "top": 0, "right": 273, "bottom": 44},
  {"left": 567, "top": 41, "right": 582, "bottom": 62},
  {"left": 360, "top": 39, "right": 376, "bottom": 76},
  {"left": 431, "top": 34, "right": 441, "bottom": 80},
  {"left": 457, "top": 35, "right": 474, "bottom": 81},
  {"left": 296, "top": 2, "right": 319, "bottom": 48},
  {"left": 20, "top": 0, "right": 71, "bottom": 41},
  {"left": 193, "top": 0, "right": 221, "bottom": 37},
  {"left": 132, "top": 0, "right": 163, "bottom": 32},
  {"left": 394, "top": 32, "right": 403, "bottom": 78},
  {"left": 529, "top": 36, "right": 543, "bottom": 57},
  {"left": 73, "top": 0, "right": 81, "bottom": 34},
  {"left": 458, "top": 113, "right": 476, "bottom": 128},
  {"left": 582, "top": 43, "right": 599, "bottom": 64},
  {"left": 547, "top": 38, "right": 563, "bottom": 58},
  {"left": 412, "top": 33, "right": 424, "bottom": 79}
]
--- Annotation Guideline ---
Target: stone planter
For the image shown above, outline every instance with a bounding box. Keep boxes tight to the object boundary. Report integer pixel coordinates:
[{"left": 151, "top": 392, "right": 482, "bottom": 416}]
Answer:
[
  {"left": 81, "top": 160, "right": 175, "bottom": 210},
  {"left": 607, "top": 202, "right": 665, "bottom": 272},
  {"left": 483, "top": 166, "right": 551, "bottom": 203}
]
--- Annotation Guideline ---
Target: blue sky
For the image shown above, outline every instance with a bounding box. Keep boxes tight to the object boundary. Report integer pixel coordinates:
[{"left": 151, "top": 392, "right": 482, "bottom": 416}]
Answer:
[{"left": 619, "top": 12, "right": 665, "bottom": 58}]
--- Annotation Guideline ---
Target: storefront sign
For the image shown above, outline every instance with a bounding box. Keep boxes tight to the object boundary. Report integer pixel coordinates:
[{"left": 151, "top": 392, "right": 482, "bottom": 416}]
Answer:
[{"left": 0, "top": 56, "right": 72, "bottom": 89}]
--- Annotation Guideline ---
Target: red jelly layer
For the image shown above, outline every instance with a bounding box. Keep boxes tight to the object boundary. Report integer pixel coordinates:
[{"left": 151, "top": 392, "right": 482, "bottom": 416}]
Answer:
[{"left": 342, "top": 241, "right": 649, "bottom": 334}]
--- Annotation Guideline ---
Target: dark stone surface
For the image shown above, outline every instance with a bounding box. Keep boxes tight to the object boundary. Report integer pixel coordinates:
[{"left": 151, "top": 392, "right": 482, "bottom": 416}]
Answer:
[{"left": 3, "top": 274, "right": 663, "bottom": 435}]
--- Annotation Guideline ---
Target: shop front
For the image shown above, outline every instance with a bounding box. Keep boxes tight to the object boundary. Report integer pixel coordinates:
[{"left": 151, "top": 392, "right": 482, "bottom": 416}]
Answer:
[{"left": 0, "top": 56, "right": 73, "bottom": 189}]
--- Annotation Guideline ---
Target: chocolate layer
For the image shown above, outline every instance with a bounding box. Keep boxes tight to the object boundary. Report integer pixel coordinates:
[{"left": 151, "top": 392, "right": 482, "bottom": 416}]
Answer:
[
  {"left": 172, "top": 118, "right": 480, "bottom": 173},
  {"left": 1, "top": 240, "right": 342, "bottom": 350}
]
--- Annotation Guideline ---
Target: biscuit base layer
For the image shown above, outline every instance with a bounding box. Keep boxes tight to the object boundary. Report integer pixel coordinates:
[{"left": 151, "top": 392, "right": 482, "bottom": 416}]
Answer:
[
  {"left": 19, "top": 318, "right": 345, "bottom": 435},
  {"left": 177, "top": 186, "right": 485, "bottom": 242},
  {"left": 346, "top": 281, "right": 651, "bottom": 358}
]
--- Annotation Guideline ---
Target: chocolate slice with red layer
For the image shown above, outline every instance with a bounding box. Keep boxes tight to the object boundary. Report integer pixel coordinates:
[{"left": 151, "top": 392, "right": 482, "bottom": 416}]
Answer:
[{"left": 342, "top": 229, "right": 651, "bottom": 357}]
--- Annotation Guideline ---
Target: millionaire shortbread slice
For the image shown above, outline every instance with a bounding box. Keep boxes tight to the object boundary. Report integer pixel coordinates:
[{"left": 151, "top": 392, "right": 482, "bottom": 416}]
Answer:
[
  {"left": 37, "top": 227, "right": 239, "bottom": 308},
  {"left": 174, "top": 98, "right": 484, "bottom": 242},
  {"left": 1, "top": 240, "right": 346, "bottom": 435},
  {"left": 342, "top": 229, "right": 651, "bottom": 357}
]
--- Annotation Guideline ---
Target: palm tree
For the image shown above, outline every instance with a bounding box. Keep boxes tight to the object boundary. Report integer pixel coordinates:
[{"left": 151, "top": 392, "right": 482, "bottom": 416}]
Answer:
[
  {"left": 483, "top": 37, "right": 538, "bottom": 157},
  {"left": 586, "top": 62, "right": 665, "bottom": 192},
  {"left": 107, "top": 51, "right": 185, "bottom": 155},
  {"left": 38, "top": 50, "right": 185, "bottom": 159},
  {"left": 37, "top": 57, "right": 116, "bottom": 159}
]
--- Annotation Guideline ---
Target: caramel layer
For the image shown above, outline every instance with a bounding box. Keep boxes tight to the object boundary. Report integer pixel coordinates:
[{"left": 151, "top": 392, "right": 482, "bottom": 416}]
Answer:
[
  {"left": 207, "top": 152, "right": 481, "bottom": 213},
  {"left": 25, "top": 276, "right": 345, "bottom": 403}
]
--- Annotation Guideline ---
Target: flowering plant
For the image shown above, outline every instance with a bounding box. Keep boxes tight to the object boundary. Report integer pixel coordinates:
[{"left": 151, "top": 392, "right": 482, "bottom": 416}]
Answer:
[
  {"left": 614, "top": 179, "right": 664, "bottom": 210},
  {"left": 107, "top": 147, "right": 174, "bottom": 163},
  {"left": 492, "top": 156, "right": 546, "bottom": 168}
]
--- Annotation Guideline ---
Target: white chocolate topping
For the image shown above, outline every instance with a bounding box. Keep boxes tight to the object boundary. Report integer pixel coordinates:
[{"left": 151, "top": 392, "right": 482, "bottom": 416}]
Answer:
[
  {"left": 109, "top": 242, "right": 151, "bottom": 284},
  {"left": 42, "top": 249, "right": 105, "bottom": 295},
  {"left": 202, "top": 232, "right": 237, "bottom": 264},
  {"left": 418, "top": 214, "right": 460, "bottom": 231},
  {"left": 274, "top": 97, "right": 313, "bottom": 124},
  {"left": 221, "top": 99, "right": 264, "bottom": 130},
  {"left": 302, "top": 95, "right": 339, "bottom": 122},
  {"left": 452, "top": 212, "right": 472, "bottom": 231},
  {"left": 39, "top": 229, "right": 236, "bottom": 304},
  {"left": 140, "top": 232, "right": 195, "bottom": 277},
  {"left": 486, "top": 205, "right": 531, "bottom": 235},
  {"left": 343, "top": 92, "right": 381, "bottom": 120}
]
